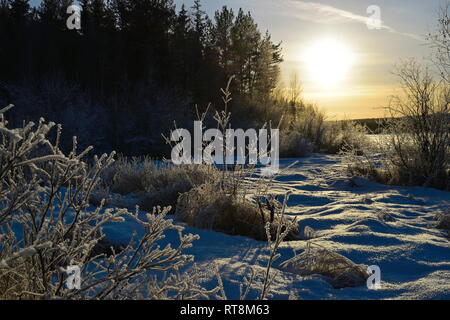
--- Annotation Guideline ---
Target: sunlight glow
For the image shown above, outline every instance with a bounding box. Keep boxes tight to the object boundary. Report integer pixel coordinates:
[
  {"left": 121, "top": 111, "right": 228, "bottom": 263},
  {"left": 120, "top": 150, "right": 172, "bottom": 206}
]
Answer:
[{"left": 304, "top": 39, "right": 355, "bottom": 88}]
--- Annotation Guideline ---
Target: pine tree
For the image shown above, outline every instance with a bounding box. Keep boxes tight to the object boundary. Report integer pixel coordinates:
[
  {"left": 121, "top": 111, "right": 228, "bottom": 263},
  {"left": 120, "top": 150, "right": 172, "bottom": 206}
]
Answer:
[
  {"left": 211, "top": 6, "right": 234, "bottom": 73},
  {"left": 171, "top": 4, "right": 192, "bottom": 89},
  {"left": 37, "top": 0, "right": 69, "bottom": 28},
  {"left": 9, "top": 0, "right": 30, "bottom": 24},
  {"left": 191, "top": 0, "right": 206, "bottom": 42},
  {"left": 230, "top": 9, "right": 260, "bottom": 94},
  {"left": 82, "top": 0, "right": 116, "bottom": 31},
  {"left": 254, "top": 31, "right": 283, "bottom": 98},
  {"left": 0, "top": 1, "right": 10, "bottom": 28}
]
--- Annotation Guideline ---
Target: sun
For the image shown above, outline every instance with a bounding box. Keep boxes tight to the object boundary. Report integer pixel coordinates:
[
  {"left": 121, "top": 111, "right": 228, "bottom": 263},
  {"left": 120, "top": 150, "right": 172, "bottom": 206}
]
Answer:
[{"left": 304, "top": 39, "right": 355, "bottom": 88}]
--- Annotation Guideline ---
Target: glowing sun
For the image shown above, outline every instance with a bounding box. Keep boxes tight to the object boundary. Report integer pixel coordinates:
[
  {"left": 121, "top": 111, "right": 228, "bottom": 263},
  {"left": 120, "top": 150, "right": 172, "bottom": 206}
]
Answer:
[{"left": 304, "top": 39, "right": 355, "bottom": 88}]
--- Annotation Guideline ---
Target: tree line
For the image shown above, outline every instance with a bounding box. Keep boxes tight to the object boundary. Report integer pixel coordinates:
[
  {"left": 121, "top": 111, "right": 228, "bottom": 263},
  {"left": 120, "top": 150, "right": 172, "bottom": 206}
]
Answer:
[{"left": 0, "top": 0, "right": 285, "bottom": 155}]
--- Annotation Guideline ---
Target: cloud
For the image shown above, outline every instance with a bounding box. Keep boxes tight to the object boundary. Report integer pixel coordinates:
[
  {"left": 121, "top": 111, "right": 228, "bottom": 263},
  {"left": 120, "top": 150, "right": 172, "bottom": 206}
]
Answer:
[{"left": 282, "top": 0, "right": 423, "bottom": 41}]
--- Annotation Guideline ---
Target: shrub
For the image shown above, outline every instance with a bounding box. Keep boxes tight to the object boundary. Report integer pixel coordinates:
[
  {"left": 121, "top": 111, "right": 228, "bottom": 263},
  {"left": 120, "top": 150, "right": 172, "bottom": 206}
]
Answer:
[
  {"left": 279, "top": 130, "right": 312, "bottom": 158},
  {"left": 344, "top": 60, "right": 450, "bottom": 190},
  {"left": 435, "top": 208, "right": 450, "bottom": 231},
  {"left": 176, "top": 183, "right": 299, "bottom": 241},
  {"left": 95, "top": 156, "right": 218, "bottom": 212},
  {"left": 279, "top": 243, "right": 370, "bottom": 289},
  {"left": 279, "top": 102, "right": 369, "bottom": 157},
  {"left": 4, "top": 76, "right": 110, "bottom": 154},
  {"left": 279, "top": 103, "right": 325, "bottom": 158},
  {"left": 321, "top": 120, "right": 369, "bottom": 154},
  {"left": 0, "top": 105, "right": 211, "bottom": 299},
  {"left": 383, "top": 60, "right": 449, "bottom": 188}
]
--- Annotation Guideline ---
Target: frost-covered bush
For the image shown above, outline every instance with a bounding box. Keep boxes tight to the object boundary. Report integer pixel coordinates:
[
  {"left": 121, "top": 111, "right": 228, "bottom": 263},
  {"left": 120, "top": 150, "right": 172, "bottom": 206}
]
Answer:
[
  {"left": 96, "top": 156, "right": 218, "bottom": 211},
  {"left": 279, "top": 131, "right": 312, "bottom": 158},
  {"left": 435, "top": 208, "right": 450, "bottom": 232},
  {"left": 382, "top": 60, "right": 449, "bottom": 189},
  {"left": 344, "top": 60, "right": 450, "bottom": 190},
  {"left": 279, "top": 243, "right": 370, "bottom": 289},
  {"left": 176, "top": 183, "right": 298, "bottom": 241},
  {"left": 4, "top": 77, "right": 109, "bottom": 154},
  {"left": 279, "top": 103, "right": 325, "bottom": 158},
  {"left": 0, "top": 105, "right": 209, "bottom": 299},
  {"left": 321, "top": 121, "right": 369, "bottom": 154},
  {"left": 279, "top": 103, "right": 369, "bottom": 157}
]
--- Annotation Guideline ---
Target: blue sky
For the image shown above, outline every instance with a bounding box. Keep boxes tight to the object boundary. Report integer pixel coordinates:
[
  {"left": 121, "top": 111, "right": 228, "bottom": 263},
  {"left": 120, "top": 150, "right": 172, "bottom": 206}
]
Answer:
[{"left": 29, "top": 0, "right": 444, "bottom": 118}]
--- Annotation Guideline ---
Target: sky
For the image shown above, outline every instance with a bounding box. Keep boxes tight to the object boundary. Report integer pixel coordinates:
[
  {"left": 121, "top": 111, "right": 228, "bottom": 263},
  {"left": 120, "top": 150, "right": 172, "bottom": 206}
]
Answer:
[
  {"left": 30, "top": 0, "right": 444, "bottom": 119},
  {"left": 173, "top": 0, "right": 442, "bottom": 120}
]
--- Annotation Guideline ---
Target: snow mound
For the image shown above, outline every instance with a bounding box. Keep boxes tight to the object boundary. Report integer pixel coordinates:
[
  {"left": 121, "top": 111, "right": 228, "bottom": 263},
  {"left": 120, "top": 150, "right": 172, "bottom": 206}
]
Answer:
[
  {"left": 279, "top": 244, "right": 370, "bottom": 289},
  {"left": 104, "top": 154, "right": 450, "bottom": 299}
]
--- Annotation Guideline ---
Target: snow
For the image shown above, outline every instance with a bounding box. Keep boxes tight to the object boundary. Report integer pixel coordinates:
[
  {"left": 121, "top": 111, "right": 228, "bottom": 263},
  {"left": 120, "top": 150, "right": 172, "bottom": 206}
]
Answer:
[{"left": 102, "top": 154, "right": 450, "bottom": 300}]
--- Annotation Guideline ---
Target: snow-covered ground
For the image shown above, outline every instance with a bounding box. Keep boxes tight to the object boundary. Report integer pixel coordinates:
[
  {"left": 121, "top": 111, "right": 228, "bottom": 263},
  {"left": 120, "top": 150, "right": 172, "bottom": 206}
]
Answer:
[{"left": 104, "top": 154, "right": 450, "bottom": 300}]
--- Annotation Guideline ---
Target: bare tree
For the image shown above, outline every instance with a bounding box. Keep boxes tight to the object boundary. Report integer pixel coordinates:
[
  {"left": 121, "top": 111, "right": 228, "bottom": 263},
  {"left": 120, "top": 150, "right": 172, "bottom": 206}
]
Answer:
[
  {"left": 289, "top": 71, "right": 303, "bottom": 104},
  {"left": 428, "top": 1, "right": 450, "bottom": 82},
  {"left": 385, "top": 59, "right": 450, "bottom": 188}
]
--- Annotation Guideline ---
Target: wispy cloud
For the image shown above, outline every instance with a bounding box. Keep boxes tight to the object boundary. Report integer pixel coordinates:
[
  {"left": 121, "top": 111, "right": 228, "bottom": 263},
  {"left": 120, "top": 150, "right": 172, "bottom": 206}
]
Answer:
[{"left": 282, "top": 0, "right": 423, "bottom": 41}]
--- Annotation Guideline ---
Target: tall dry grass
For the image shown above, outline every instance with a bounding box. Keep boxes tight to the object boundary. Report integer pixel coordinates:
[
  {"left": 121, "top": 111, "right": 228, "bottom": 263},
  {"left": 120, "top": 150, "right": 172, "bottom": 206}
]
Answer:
[{"left": 93, "top": 156, "right": 218, "bottom": 211}]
